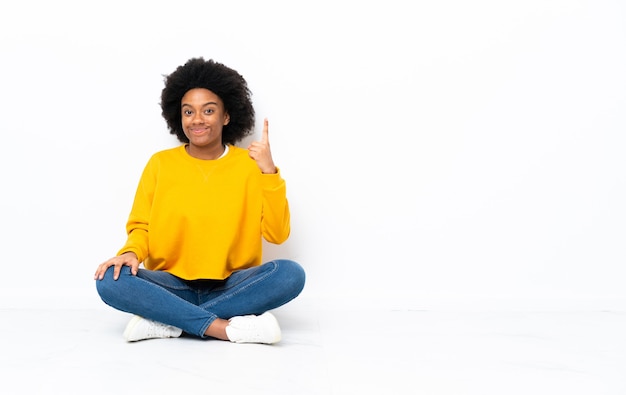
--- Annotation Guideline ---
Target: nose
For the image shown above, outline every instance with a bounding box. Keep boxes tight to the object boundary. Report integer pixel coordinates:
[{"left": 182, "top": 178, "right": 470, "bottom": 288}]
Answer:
[{"left": 191, "top": 111, "right": 204, "bottom": 124}]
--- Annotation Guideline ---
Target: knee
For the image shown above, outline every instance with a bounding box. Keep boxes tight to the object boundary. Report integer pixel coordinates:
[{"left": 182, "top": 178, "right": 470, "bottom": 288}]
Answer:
[
  {"left": 276, "top": 259, "right": 306, "bottom": 295},
  {"left": 95, "top": 266, "right": 130, "bottom": 301}
]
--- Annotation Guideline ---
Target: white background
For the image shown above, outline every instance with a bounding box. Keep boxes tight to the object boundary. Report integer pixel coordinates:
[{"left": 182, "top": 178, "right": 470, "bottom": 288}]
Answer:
[{"left": 0, "top": 0, "right": 624, "bottom": 310}]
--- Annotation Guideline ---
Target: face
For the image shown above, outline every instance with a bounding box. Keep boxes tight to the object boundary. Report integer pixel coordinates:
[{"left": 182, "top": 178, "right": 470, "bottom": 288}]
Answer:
[{"left": 181, "top": 88, "right": 230, "bottom": 158}]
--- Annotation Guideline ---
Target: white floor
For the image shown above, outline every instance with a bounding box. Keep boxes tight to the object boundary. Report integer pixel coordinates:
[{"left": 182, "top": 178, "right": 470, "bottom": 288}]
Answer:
[{"left": 2, "top": 298, "right": 626, "bottom": 395}]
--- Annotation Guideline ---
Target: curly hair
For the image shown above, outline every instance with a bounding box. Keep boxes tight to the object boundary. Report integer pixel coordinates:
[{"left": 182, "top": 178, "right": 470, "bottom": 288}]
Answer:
[{"left": 160, "top": 57, "right": 255, "bottom": 145}]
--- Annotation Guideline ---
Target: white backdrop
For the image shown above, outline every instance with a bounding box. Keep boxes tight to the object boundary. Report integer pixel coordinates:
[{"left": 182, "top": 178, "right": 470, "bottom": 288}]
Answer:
[{"left": 1, "top": 0, "right": 624, "bottom": 310}]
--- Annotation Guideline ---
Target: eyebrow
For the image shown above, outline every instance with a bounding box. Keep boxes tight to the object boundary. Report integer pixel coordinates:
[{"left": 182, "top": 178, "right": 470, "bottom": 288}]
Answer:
[{"left": 181, "top": 101, "right": 219, "bottom": 108}]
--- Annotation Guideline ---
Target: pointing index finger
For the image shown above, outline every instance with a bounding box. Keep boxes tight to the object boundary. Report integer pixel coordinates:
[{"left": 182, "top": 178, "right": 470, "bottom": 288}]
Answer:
[{"left": 261, "top": 118, "right": 269, "bottom": 143}]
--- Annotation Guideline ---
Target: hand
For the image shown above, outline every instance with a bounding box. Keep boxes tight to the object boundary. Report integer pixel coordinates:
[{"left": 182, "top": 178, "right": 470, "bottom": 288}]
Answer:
[
  {"left": 248, "top": 118, "right": 277, "bottom": 174},
  {"left": 94, "top": 251, "right": 139, "bottom": 281}
]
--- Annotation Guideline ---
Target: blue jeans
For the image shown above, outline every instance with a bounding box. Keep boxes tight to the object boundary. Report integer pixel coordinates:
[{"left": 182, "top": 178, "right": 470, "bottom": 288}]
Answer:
[{"left": 95, "top": 259, "right": 305, "bottom": 338}]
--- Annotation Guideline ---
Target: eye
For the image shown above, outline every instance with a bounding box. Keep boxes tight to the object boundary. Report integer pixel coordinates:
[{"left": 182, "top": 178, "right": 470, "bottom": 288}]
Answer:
[
  {"left": 183, "top": 109, "right": 193, "bottom": 116},
  {"left": 204, "top": 108, "right": 214, "bottom": 115}
]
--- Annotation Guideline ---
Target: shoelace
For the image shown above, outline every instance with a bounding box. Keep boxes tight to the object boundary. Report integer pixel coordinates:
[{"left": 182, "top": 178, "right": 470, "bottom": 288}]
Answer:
[{"left": 145, "top": 321, "right": 176, "bottom": 337}]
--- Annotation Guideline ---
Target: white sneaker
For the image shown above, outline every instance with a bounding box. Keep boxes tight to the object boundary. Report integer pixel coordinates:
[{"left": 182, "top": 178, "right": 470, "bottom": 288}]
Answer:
[
  {"left": 225, "top": 312, "right": 282, "bottom": 344},
  {"left": 123, "top": 315, "right": 183, "bottom": 342}
]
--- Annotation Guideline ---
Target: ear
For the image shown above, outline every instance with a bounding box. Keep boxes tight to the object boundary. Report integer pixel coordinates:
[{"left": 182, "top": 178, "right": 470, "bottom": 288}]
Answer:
[{"left": 224, "top": 113, "right": 230, "bottom": 125}]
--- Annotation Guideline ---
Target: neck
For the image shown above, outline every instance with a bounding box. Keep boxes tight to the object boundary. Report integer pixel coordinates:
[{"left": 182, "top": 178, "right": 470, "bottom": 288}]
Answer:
[{"left": 186, "top": 143, "right": 225, "bottom": 160}]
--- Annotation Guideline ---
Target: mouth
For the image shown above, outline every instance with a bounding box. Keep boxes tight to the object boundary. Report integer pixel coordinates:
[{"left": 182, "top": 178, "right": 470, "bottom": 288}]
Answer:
[{"left": 189, "top": 128, "right": 208, "bottom": 136}]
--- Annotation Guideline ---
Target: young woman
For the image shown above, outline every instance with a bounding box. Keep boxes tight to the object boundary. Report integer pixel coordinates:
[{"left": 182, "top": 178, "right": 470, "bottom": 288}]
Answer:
[{"left": 94, "top": 57, "right": 305, "bottom": 344}]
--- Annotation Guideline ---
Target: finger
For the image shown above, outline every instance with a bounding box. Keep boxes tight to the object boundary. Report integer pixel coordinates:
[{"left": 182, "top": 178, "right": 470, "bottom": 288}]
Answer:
[
  {"left": 95, "top": 262, "right": 110, "bottom": 280},
  {"left": 113, "top": 264, "right": 122, "bottom": 281},
  {"left": 261, "top": 118, "right": 269, "bottom": 144}
]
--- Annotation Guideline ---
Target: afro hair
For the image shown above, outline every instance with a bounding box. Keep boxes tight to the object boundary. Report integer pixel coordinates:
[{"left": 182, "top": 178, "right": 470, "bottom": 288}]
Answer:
[{"left": 160, "top": 57, "right": 255, "bottom": 145}]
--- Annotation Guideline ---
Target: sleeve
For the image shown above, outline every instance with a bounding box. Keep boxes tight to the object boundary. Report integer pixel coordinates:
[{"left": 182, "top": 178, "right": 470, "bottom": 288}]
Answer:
[
  {"left": 260, "top": 167, "right": 291, "bottom": 244},
  {"left": 116, "top": 156, "right": 157, "bottom": 262}
]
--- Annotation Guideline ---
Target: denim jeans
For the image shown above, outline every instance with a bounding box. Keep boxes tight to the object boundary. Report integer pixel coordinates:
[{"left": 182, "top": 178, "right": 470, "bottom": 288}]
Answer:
[{"left": 95, "top": 259, "right": 305, "bottom": 338}]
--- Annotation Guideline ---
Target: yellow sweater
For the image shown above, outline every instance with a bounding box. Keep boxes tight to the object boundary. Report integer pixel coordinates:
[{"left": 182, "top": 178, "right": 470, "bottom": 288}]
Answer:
[{"left": 117, "top": 144, "right": 290, "bottom": 280}]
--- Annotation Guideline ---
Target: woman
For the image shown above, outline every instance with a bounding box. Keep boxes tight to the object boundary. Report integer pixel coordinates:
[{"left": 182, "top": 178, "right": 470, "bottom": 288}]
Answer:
[{"left": 94, "top": 57, "right": 305, "bottom": 344}]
